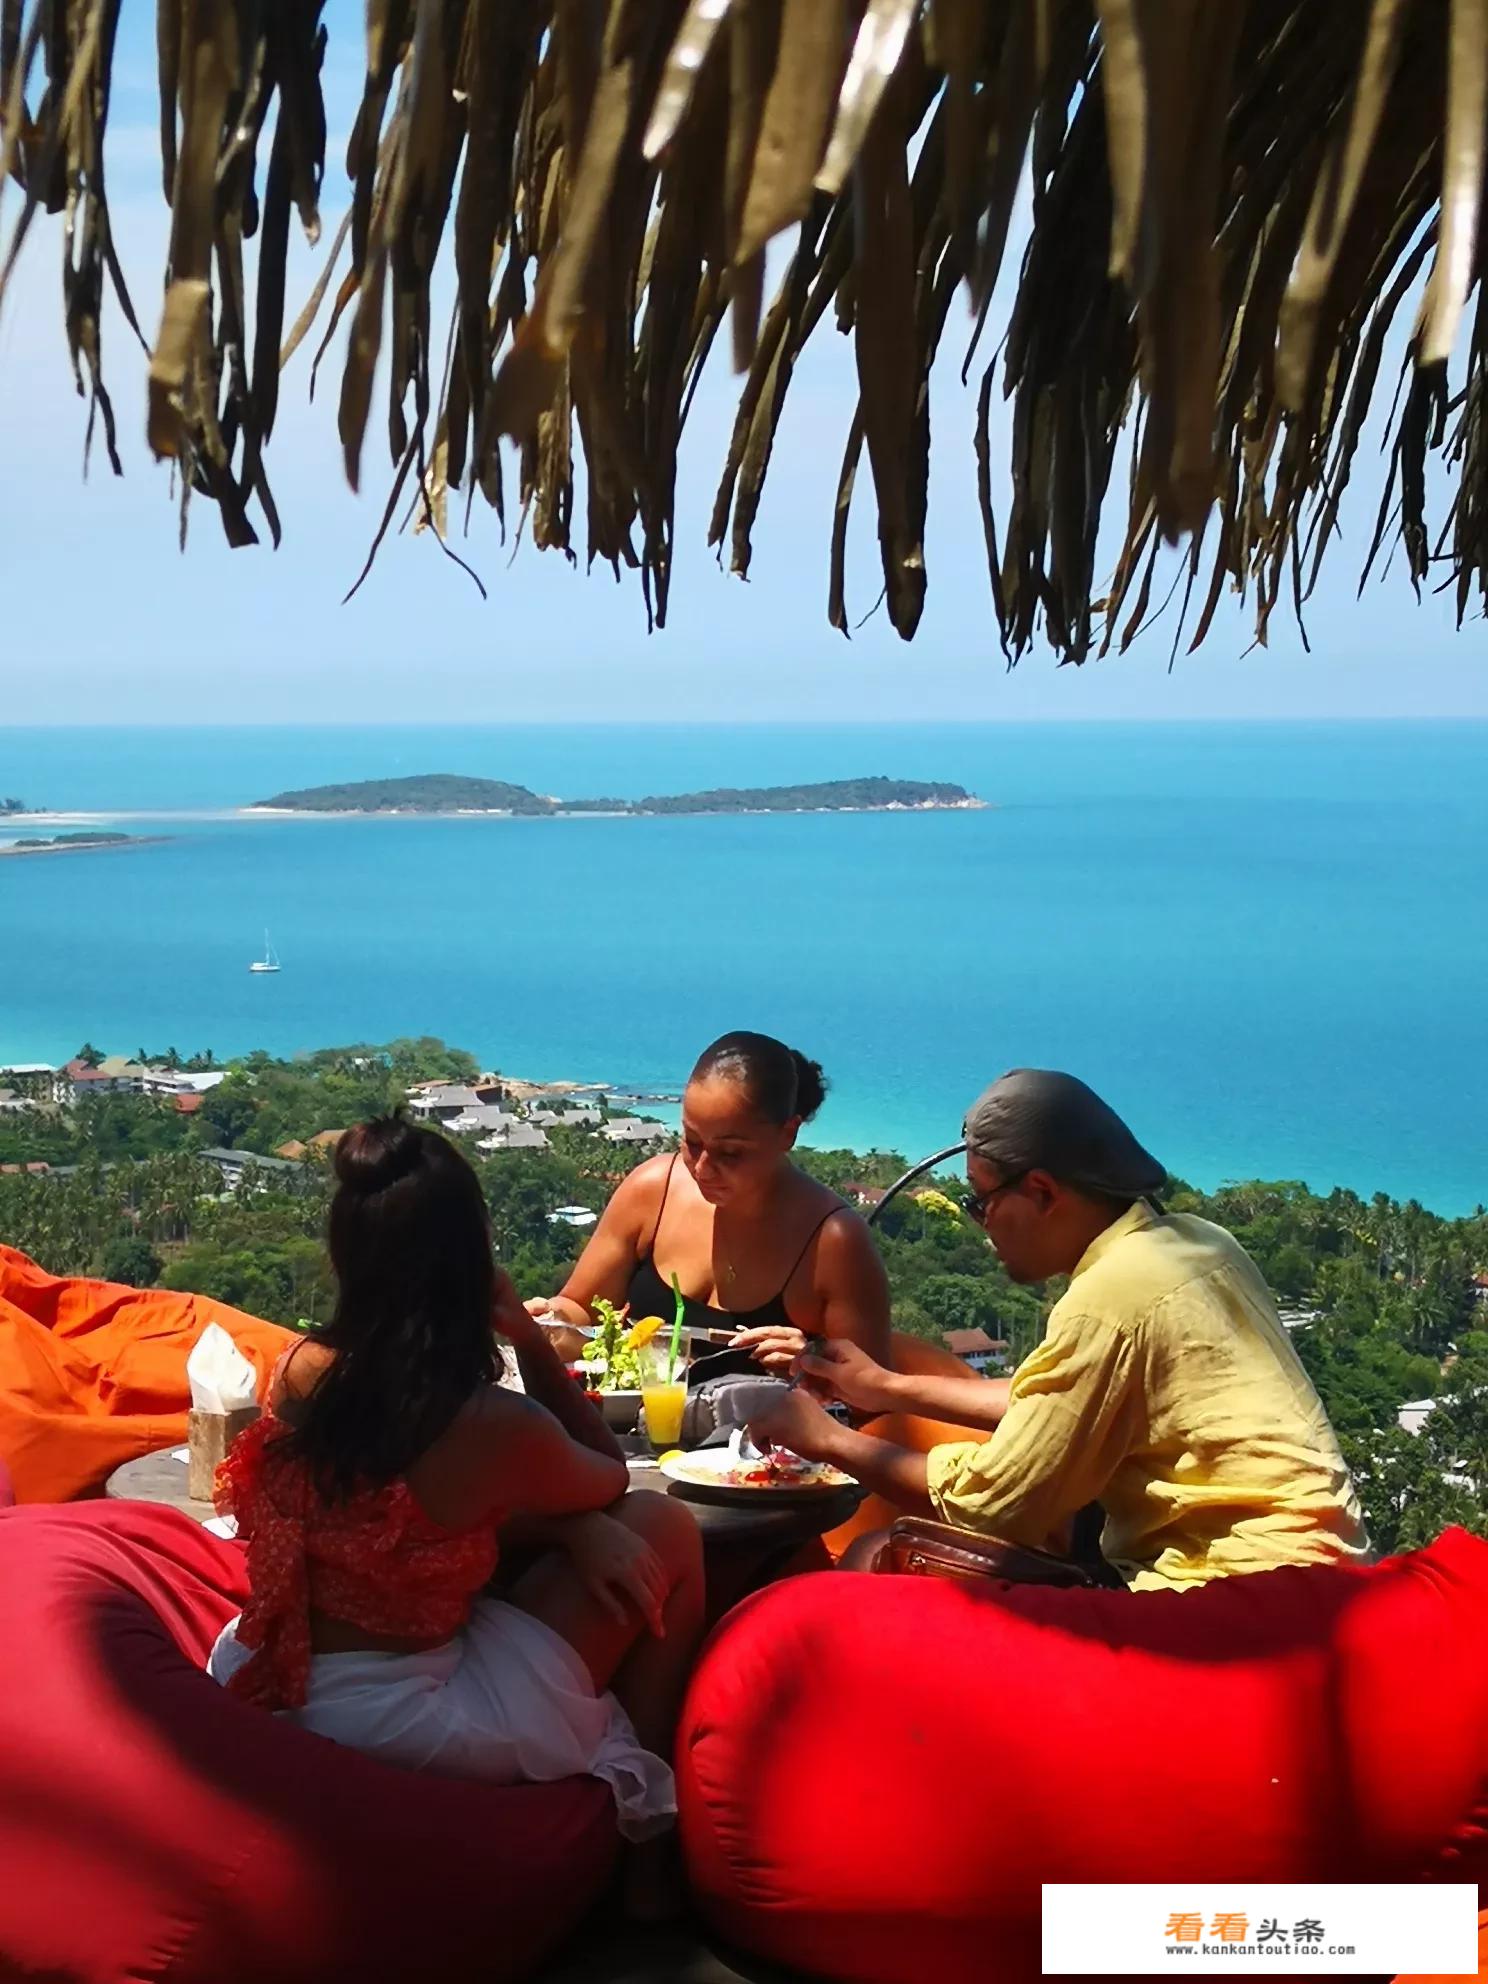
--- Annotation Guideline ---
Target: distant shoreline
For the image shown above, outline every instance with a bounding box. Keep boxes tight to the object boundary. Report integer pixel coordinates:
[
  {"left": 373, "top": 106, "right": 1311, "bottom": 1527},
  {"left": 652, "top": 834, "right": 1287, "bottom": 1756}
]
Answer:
[
  {"left": 243, "top": 801, "right": 990, "bottom": 820},
  {"left": 0, "top": 833, "right": 171, "bottom": 859},
  {"left": 9, "top": 802, "right": 991, "bottom": 826}
]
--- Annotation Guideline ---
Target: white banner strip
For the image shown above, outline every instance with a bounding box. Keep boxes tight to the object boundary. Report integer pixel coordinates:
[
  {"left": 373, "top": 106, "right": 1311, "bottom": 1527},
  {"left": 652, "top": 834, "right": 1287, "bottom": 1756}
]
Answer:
[{"left": 1042, "top": 1884, "right": 1479, "bottom": 1976}]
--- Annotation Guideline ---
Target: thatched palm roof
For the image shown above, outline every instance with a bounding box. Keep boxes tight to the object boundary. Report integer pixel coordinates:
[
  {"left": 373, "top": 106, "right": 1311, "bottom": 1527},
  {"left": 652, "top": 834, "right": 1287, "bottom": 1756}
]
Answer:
[{"left": 2, "top": 1, "right": 1483, "bottom": 663}]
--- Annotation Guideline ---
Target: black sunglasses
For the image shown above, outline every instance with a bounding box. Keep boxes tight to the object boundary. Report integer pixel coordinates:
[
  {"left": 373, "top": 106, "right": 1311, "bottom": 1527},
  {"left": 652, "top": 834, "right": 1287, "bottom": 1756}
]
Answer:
[{"left": 962, "top": 1170, "right": 1028, "bottom": 1222}]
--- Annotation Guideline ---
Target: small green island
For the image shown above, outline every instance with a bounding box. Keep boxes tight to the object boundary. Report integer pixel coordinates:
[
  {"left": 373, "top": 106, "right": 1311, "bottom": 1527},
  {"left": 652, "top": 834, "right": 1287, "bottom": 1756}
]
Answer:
[
  {"left": 247, "top": 774, "right": 985, "bottom": 816},
  {"left": 0, "top": 830, "right": 160, "bottom": 858}
]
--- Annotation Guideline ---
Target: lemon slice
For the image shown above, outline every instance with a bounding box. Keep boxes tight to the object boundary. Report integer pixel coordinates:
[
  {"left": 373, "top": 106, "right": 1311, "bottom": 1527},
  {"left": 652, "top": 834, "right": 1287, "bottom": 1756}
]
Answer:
[
  {"left": 624, "top": 1314, "right": 666, "bottom": 1349},
  {"left": 656, "top": 1449, "right": 685, "bottom": 1467}
]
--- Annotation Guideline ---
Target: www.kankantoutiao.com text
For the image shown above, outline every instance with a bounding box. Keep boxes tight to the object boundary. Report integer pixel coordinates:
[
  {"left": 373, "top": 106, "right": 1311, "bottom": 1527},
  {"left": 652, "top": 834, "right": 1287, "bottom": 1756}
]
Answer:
[{"left": 1165, "top": 1948, "right": 1358, "bottom": 1958}]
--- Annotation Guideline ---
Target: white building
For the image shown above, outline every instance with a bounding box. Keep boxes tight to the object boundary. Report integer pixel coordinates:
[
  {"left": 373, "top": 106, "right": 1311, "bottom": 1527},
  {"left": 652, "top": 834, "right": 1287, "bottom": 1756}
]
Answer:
[
  {"left": 0, "top": 1063, "right": 68, "bottom": 1104},
  {"left": 476, "top": 1122, "right": 551, "bottom": 1153},
  {"left": 199, "top": 1147, "right": 304, "bottom": 1192},
  {"left": 140, "top": 1069, "right": 226, "bottom": 1098},
  {"left": 600, "top": 1118, "right": 670, "bottom": 1147},
  {"left": 408, "top": 1085, "right": 486, "bottom": 1122},
  {"left": 445, "top": 1104, "right": 520, "bottom": 1136},
  {"left": 943, "top": 1327, "right": 1009, "bottom": 1373}
]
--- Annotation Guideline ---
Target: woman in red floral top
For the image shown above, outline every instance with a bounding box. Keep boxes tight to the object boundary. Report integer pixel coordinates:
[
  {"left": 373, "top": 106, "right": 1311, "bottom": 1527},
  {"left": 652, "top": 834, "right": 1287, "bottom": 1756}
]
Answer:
[{"left": 208, "top": 1115, "right": 702, "bottom": 1917}]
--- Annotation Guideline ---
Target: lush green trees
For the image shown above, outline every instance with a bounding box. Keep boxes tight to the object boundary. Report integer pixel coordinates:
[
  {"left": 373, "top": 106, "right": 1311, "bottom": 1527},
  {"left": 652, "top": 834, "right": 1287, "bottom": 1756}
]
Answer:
[
  {"left": 161, "top": 1235, "right": 330, "bottom": 1324},
  {"left": 195, "top": 1074, "right": 258, "bottom": 1150},
  {"left": 0, "top": 1111, "right": 80, "bottom": 1167},
  {"left": 99, "top": 1235, "right": 163, "bottom": 1287}
]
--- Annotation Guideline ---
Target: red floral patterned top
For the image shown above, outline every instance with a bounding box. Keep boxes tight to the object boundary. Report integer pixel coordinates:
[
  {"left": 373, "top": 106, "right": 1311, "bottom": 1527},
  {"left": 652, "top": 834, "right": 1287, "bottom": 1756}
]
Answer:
[{"left": 214, "top": 1413, "right": 500, "bottom": 1712}]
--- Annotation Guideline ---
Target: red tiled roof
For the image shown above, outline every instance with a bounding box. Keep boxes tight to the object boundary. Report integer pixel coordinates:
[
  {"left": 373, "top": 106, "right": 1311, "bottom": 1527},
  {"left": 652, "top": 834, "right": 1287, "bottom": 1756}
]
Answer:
[
  {"left": 943, "top": 1328, "right": 1005, "bottom": 1356},
  {"left": 173, "top": 1093, "right": 203, "bottom": 1114}
]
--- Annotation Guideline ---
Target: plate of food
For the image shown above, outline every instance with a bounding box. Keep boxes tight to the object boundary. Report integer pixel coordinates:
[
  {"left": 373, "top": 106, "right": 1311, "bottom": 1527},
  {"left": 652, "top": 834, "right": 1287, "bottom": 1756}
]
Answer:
[{"left": 657, "top": 1431, "right": 854, "bottom": 1506}]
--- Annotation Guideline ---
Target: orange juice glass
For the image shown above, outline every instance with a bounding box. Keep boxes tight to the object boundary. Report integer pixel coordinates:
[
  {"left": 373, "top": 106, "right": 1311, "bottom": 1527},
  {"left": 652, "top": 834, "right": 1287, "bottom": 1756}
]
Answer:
[{"left": 639, "top": 1342, "right": 687, "bottom": 1451}]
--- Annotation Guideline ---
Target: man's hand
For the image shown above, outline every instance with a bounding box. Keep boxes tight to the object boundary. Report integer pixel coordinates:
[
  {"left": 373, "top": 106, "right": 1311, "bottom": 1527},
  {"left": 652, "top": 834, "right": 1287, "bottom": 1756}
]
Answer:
[
  {"left": 729, "top": 1323, "right": 807, "bottom": 1374},
  {"left": 747, "top": 1387, "right": 840, "bottom": 1464},
  {"left": 794, "top": 1337, "right": 897, "bottom": 1417},
  {"left": 561, "top": 1510, "right": 670, "bottom": 1636}
]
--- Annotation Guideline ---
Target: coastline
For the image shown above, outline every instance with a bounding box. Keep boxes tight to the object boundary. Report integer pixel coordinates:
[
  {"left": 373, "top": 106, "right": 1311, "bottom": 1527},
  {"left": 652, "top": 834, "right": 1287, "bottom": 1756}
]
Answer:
[
  {"left": 243, "top": 797, "right": 991, "bottom": 819},
  {"left": 8, "top": 802, "right": 989, "bottom": 826},
  {"left": 0, "top": 1019, "right": 1476, "bottom": 1216},
  {"left": 0, "top": 834, "right": 171, "bottom": 859}
]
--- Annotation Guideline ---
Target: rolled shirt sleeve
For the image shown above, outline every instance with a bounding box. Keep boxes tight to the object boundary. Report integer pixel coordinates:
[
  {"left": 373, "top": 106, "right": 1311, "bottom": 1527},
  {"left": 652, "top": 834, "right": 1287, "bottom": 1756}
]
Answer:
[{"left": 926, "top": 1309, "right": 1141, "bottom": 1550}]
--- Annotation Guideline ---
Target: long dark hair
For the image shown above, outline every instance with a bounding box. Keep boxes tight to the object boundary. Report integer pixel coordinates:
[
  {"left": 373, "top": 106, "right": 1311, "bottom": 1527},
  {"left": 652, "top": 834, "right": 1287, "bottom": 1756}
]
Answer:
[
  {"left": 690, "top": 1031, "right": 828, "bottom": 1123},
  {"left": 281, "top": 1114, "right": 501, "bottom": 1500}
]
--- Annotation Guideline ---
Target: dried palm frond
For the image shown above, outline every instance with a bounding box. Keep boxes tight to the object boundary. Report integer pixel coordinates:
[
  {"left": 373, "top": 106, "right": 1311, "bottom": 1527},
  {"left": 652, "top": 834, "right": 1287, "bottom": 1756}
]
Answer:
[{"left": 3, "top": 0, "right": 1487, "bottom": 661}]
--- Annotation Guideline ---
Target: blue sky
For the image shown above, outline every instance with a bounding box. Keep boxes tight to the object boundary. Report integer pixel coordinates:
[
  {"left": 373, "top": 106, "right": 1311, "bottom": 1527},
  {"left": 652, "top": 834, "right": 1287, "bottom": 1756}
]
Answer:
[{"left": 0, "top": 17, "right": 1484, "bottom": 727}]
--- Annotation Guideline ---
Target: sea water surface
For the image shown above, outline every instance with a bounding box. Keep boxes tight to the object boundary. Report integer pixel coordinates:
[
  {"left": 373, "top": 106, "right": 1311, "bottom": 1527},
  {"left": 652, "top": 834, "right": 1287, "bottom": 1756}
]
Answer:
[{"left": 1, "top": 721, "right": 1484, "bottom": 1213}]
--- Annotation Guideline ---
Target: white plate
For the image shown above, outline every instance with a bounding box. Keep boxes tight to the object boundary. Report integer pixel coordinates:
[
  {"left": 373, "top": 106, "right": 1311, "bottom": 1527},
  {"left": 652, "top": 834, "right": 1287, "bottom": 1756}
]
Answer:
[{"left": 657, "top": 1445, "right": 853, "bottom": 1504}]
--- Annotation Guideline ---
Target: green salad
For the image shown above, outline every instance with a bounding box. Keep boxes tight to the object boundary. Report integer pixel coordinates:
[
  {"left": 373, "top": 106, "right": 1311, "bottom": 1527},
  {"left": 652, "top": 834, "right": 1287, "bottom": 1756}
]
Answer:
[{"left": 580, "top": 1298, "right": 644, "bottom": 1392}]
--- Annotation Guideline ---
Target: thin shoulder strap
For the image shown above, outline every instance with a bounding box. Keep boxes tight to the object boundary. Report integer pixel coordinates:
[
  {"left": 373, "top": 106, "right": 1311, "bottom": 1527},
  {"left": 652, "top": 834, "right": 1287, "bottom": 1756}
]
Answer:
[
  {"left": 775, "top": 1204, "right": 843, "bottom": 1299},
  {"left": 644, "top": 1152, "right": 680, "bottom": 1258},
  {"left": 268, "top": 1334, "right": 311, "bottom": 1408}
]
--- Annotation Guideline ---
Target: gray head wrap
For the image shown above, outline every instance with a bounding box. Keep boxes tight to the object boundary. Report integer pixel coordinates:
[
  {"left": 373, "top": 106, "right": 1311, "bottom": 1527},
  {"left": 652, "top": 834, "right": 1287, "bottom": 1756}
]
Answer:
[{"left": 962, "top": 1069, "right": 1166, "bottom": 1201}]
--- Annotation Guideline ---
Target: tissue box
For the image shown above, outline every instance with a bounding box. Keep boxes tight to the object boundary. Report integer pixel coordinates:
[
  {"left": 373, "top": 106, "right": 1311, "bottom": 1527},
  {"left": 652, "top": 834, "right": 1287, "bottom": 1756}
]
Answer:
[{"left": 187, "top": 1406, "right": 261, "bottom": 1502}]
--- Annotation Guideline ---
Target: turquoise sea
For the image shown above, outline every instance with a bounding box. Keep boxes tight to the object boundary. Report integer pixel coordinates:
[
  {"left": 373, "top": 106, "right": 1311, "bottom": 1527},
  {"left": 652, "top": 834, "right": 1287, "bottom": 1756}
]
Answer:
[{"left": 0, "top": 722, "right": 1483, "bottom": 1214}]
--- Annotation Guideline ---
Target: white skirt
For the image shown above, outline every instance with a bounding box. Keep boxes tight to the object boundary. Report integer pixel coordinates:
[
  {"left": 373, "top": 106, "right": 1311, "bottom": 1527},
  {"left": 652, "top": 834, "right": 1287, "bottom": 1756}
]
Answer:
[{"left": 207, "top": 1598, "right": 675, "bottom": 1842}]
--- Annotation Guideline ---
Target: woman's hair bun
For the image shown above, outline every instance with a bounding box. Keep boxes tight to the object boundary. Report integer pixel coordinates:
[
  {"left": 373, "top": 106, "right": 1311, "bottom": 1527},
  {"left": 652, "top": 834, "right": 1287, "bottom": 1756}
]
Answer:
[
  {"left": 788, "top": 1049, "right": 827, "bottom": 1123},
  {"left": 690, "top": 1031, "right": 829, "bottom": 1125},
  {"left": 334, "top": 1113, "right": 424, "bottom": 1195}
]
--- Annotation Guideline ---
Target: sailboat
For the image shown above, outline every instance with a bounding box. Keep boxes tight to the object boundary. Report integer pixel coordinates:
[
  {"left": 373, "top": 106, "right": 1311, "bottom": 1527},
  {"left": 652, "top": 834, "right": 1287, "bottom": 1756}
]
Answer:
[{"left": 248, "top": 930, "right": 281, "bottom": 975}]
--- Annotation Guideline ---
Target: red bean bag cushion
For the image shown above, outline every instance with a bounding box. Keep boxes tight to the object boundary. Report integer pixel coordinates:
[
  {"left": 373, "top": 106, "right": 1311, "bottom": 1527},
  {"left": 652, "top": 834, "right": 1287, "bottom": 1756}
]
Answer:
[
  {"left": 678, "top": 1528, "right": 1488, "bottom": 1984},
  {"left": 0, "top": 1499, "right": 618, "bottom": 1983}
]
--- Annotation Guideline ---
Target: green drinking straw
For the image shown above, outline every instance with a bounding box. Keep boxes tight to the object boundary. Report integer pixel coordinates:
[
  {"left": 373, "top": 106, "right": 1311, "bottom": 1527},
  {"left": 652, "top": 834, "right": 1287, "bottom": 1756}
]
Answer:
[{"left": 668, "top": 1272, "right": 686, "bottom": 1383}]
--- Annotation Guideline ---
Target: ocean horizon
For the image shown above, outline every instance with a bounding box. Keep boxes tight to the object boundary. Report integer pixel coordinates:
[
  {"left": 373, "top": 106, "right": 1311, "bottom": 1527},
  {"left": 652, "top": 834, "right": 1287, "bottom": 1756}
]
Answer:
[{"left": 1, "top": 719, "right": 1484, "bottom": 1215}]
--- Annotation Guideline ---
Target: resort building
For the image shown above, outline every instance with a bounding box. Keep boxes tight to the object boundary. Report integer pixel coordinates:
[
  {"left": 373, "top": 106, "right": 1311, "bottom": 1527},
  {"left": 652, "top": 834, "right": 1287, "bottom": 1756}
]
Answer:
[{"left": 943, "top": 1328, "right": 1010, "bottom": 1373}]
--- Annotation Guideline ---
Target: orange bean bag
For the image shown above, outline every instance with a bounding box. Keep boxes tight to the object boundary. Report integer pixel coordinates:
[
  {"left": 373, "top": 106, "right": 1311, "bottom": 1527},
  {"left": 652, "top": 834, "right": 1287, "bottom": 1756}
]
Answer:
[
  {"left": 0, "top": 1245, "right": 294, "bottom": 1501},
  {"left": 678, "top": 1528, "right": 1488, "bottom": 1984},
  {"left": 0, "top": 1498, "right": 617, "bottom": 1983},
  {"left": 823, "top": 1331, "right": 994, "bottom": 1558}
]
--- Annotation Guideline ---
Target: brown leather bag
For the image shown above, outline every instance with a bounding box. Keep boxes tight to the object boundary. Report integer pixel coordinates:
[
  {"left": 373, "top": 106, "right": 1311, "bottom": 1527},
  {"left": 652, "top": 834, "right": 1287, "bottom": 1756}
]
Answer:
[{"left": 881, "top": 1516, "right": 1112, "bottom": 1590}]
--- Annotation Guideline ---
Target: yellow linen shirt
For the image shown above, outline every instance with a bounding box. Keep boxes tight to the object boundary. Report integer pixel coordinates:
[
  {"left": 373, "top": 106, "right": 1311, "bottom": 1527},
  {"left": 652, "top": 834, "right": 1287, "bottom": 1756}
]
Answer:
[{"left": 925, "top": 1201, "right": 1369, "bottom": 1590}]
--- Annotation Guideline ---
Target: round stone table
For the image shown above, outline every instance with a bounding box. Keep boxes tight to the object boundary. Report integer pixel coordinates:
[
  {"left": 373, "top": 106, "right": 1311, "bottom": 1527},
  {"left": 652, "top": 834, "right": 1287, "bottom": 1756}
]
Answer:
[
  {"left": 106, "top": 1442, "right": 861, "bottom": 1557},
  {"left": 105, "top": 1444, "right": 215, "bottom": 1521}
]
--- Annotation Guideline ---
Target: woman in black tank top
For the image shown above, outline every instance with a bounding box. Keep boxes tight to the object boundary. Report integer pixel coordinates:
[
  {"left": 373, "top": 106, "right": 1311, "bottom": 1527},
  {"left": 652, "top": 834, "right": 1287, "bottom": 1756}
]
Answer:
[{"left": 532, "top": 1033, "right": 891, "bottom": 1376}]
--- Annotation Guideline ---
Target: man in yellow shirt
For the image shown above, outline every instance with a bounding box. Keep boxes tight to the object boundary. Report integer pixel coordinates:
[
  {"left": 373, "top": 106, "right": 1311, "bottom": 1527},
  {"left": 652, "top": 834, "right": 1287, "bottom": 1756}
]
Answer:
[{"left": 750, "top": 1070, "right": 1368, "bottom": 1591}]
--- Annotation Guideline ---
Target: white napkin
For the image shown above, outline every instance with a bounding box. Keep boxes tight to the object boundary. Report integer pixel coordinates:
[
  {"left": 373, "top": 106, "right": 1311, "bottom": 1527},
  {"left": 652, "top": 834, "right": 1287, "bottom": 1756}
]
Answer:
[{"left": 186, "top": 1324, "right": 258, "bottom": 1413}]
